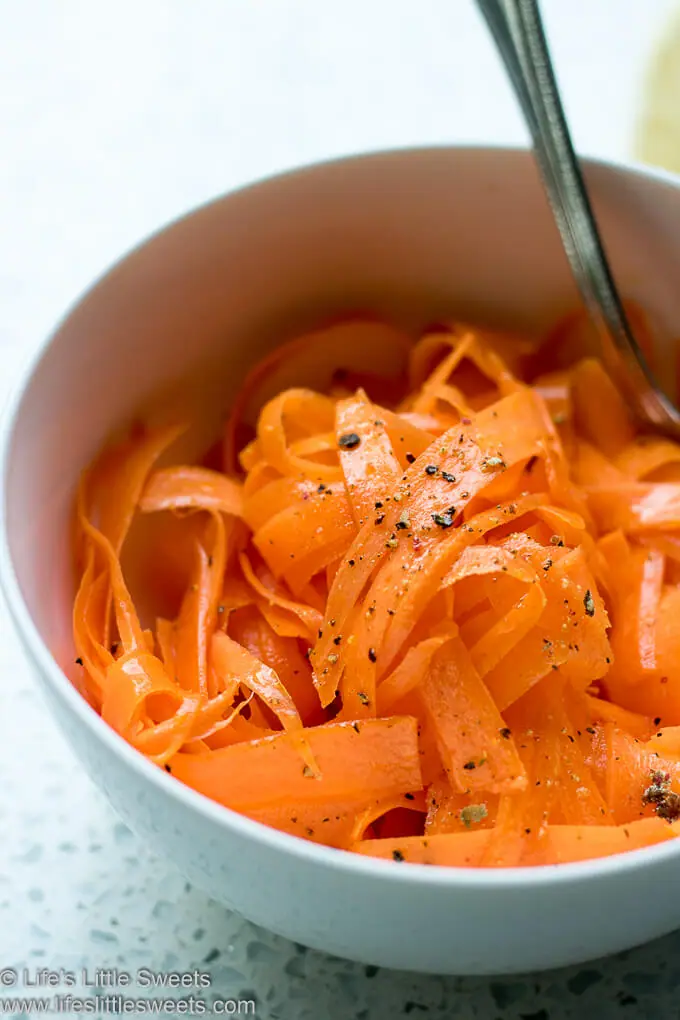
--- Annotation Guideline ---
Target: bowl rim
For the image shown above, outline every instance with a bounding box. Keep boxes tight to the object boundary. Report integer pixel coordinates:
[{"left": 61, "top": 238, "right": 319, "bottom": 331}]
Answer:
[{"left": 4, "top": 142, "right": 680, "bottom": 890}]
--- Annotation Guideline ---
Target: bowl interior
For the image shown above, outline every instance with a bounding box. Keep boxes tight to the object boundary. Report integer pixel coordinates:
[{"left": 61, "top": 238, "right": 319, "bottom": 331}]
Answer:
[{"left": 6, "top": 147, "right": 680, "bottom": 682}]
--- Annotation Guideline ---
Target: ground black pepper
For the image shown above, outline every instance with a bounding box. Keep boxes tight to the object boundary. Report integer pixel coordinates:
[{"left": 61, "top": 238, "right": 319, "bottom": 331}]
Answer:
[{"left": 338, "top": 432, "right": 361, "bottom": 450}]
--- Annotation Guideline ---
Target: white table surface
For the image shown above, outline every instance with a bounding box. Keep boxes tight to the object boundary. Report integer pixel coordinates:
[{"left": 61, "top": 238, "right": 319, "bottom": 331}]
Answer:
[{"left": 2, "top": 2, "right": 680, "bottom": 1017}]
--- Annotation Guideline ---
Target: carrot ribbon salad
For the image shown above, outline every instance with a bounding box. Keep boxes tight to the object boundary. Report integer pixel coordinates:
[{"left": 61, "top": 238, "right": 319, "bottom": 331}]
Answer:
[{"left": 73, "top": 315, "right": 680, "bottom": 866}]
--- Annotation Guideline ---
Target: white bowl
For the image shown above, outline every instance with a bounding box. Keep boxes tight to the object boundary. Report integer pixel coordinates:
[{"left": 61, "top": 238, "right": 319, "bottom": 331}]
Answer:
[{"left": 4, "top": 147, "right": 680, "bottom": 976}]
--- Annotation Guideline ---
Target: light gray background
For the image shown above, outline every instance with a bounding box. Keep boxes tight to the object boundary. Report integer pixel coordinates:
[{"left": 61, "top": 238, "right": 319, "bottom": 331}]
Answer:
[{"left": 2, "top": 2, "right": 680, "bottom": 1017}]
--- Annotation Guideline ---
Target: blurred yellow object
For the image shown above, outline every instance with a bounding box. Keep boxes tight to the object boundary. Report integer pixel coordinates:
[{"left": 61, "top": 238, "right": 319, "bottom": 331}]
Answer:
[{"left": 636, "top": 12, "right": 680, "bottom": 173}]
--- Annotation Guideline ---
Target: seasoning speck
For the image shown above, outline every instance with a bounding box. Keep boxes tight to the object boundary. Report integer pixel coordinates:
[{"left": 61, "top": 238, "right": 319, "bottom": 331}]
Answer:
[
  {"left": 164, "top": 764, "right": 172, "bottom": 773},
  {"left": 375, "top": 514, "right": 385, "bottom": 525},
  {"left": 460, "top": 803, "right": 488, "bottom": 828},
  {"left": 482, "top": 456, "right": 506, "bottom": 472},
  {"left": 386, "top": 536, "right": 399, "bottom": 549},
  {"left": 396, "top": 510, "right": 410, "bottom": 530},
  {"left": 405, "top": 453, "right": 416, "bottom": 464},
  {"left": 463, "top": 760, "right": 477, "bottom": 771},
  {"left": 441, "top": 471, "right": 456, "bottom": 483},
  {"left": 75, "top": 657, "right": 83, "bottom": 666},
  {"left": 550, "top": 535, "right": 565, "bottom": 547},
  {"left": 584, "top": 590, "right": 595, "bottom": 617},
  {"left": 499, "top": 727, "right": 512, "bottom": 740},
  {"left": 338, "top": 432, "right": 361, "bottom": 450},
  {"left": 327, "top": 653, "right": 339, "bottom": 665},
  {"left": 425, "top": 464, "right": 439, "bottom": 476},
  {"left": 368, "top": 647, "right": 377, "bottom": 663},
  {"left": 392, "top": 850, "right": 405, "bottom": 862},
  {"left": 357, "top": 691, "right": 370, "bottom": 706},
  {"left": 432, "top": 512, "right": 454, "bottom": 529}
]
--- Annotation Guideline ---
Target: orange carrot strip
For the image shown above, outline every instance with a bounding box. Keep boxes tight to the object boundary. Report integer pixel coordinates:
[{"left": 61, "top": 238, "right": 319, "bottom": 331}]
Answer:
[
  {"left": 170, "top": 716, "right": 422, "bottom": 809},
  {"left": 140, "top": 466, "right": 243, "bottom": 516},
  {"left": 547, "top": 820, "right": 676, "bottom": 864},
  {"left": 571, "top": 358, "right": 635, "bottom": 458},
  {"left": 238, "top": 551, "right": 322, "bottom": 641},
  {"left": 85, "top": 423, "right": 184, "bottom": 555},
  {"left": 210, "top": 630, "right": 304, "bottom": 733},
  {"left": 174, "top": 514, "right": 226, "bottom": 696},
  {"left": 257, "top": 389, "right": 340, "bottom": 482},
  {"left": 377, "top": 635, "right": 453, "bottom": 715},
  {"left": 335, "top": 394, "right": 401, "bottom": 525},
  {"left": 418, "top": 638, "right": 526, "bottom": 795},
  {"left": 355, "top": 830, "right": 491, "bottom": 866}
]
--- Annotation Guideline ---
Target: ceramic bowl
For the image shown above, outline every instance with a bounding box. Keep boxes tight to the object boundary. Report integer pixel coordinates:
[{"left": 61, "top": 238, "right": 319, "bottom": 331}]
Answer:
[{"left": 4, "top": 148, "right": 680, "bottom": 975}]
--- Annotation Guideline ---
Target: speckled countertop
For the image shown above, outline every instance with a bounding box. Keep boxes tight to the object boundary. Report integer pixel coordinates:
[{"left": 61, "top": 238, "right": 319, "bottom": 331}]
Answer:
[{"left": 3, "top": 3, "right": 680, "bottom": 1017}]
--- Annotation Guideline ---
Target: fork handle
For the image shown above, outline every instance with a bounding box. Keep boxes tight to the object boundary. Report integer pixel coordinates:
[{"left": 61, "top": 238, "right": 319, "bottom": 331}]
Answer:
[{"left": 475, "top": 0, "right": 675, "bottom": 428}]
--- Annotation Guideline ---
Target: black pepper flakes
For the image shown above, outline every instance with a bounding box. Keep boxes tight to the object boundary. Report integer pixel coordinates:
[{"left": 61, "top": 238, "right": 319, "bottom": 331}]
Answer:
[
  {"left": 164, "top": 764, "right": 172, "bottom": 773},
  {"left": 499, "top": 727, "right": 512, "bottom": 739},
  {"left": 404, "top": 792, "right": 415, "bottom": 800},
  {"left": 375, "top": 514, "right": 385, "bottom": 525},
  {"left": 441, "top": 471, "right": 456, "bottom": 483},
  {"left": 338, "top": 432, "right": 361, "bottom": 450},
  {"left": 425, "top": 464, "right": 438, "bottom": 476},
  {"left": 405, "top": 453, "right": 416, "bottom": 464},
  {"left": 357, "top": 691, "right": 370, "bottom": 706},
  {"left": 368, "top": 647, "right": 377, "bottom": 663},
  {"left": 432, "top": 512, "right": 454, "bottom": 529},
  {"left": 333, "top": 635, "right": 342, "bottom": 646},
  {"left": 75, "top": 656, "right": 83, "bottom": 666},
  {"left": 463, "top": 760, "right": 476, "bottom": 771},
  {"left": 584, "top": 590, "right": 595, "bottom": 617},
  {"left": 392, "top": 850, "right": 405, "bottom": 862}
]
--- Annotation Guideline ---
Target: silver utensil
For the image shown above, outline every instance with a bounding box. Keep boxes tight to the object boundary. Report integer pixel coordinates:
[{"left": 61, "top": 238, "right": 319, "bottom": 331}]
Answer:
[{"left": 476, "top": 0, "right": 680, "bottom": 435}]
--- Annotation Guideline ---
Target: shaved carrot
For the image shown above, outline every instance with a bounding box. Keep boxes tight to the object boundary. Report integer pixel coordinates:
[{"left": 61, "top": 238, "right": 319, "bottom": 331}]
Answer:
[{"left": 73, "top": 315, "right": 680, "bottom": 866}]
